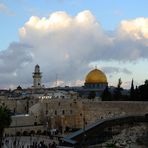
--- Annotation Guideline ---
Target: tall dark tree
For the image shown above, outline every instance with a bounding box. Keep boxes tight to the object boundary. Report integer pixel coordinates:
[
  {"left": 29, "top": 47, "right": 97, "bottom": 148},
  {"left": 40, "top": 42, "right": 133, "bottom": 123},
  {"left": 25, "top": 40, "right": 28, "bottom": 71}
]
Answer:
[
  {"left": 138, "top": 80, "right": 148, "bottom": 101},
  {"left": 134, "top": 86, "right": 140, "bottom": 101},
  {"left": 130, "top": 79, "right": 135, "bottom": 100},
  {"left": 0, "top": 106, "right": 12, "bottom": 148},
  {"left": 145, "top": 80, "right": 148, "bottom": 85},
  {"left": 113, "top": 78, "right": 123, "bottom": 101},
  {"left": 101, "top": 86, "right": 112, "bottom": 101}
]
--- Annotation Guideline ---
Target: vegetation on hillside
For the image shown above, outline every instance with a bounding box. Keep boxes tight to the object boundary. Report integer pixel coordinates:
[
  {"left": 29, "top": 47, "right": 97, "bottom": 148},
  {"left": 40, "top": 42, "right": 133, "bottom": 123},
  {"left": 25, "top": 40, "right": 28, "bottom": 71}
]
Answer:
[{"left": 0, "top": 106, "right": 12, "bottom": 148}]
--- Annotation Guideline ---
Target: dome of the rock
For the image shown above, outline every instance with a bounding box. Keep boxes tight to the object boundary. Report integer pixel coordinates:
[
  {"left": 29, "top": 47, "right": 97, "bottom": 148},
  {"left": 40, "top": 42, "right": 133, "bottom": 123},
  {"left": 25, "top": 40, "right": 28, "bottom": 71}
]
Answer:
[{"left": 85, "top": 68, "right": 107, "bottom": 84}]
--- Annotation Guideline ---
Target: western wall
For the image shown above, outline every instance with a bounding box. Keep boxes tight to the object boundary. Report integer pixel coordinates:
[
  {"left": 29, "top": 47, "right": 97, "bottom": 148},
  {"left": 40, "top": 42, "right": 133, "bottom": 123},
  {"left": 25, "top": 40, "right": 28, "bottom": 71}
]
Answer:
[{"left": 37, "top": 99, "right": 148, "bottom": 130}]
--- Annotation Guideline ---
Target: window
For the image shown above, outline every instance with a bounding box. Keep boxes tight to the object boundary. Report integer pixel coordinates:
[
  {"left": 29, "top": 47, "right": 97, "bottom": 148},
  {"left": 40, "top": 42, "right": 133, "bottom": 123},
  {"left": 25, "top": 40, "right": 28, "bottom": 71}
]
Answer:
[
  {"left": 55, "top": 110, "right": 57, "bottom": 115},
  {"left": 62, "top": 110, "right": 65, "bottom": 115}
]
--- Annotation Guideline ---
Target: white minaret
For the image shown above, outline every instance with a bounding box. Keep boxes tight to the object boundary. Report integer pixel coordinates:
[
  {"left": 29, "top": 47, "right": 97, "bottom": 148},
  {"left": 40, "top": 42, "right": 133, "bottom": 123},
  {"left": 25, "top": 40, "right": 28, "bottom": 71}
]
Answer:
[{"left": 33, "top": 64, "right": 42, "bottom": 89}]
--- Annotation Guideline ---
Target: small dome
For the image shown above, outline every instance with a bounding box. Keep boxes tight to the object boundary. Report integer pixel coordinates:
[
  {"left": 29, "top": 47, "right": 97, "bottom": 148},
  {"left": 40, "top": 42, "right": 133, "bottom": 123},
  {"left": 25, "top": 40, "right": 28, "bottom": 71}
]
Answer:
[
  {"left": 17, "top": 85, "right": 22, "bottom": 90},
  {"left": 85, "top": 68, "right": 107, "bottom": 84}
]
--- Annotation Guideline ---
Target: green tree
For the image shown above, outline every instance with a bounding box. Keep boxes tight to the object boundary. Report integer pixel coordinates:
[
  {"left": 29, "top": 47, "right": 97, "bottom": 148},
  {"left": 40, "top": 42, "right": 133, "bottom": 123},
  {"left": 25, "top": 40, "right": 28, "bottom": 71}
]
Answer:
[
  {"left": 138, "top": 80, "right": 148, "bottom": 101},
  {"left": 113, "top": 78, "right": 123, "bottom": 101},
  {"left": 130, "top": 79, "right": 135, "bottom": 100},
  {"left": 0, "top": 106, "right": 12, "bottom": 148},
  {"left": 101, "top": 86, "right": 112, "bottom": 101},
  {"left": 135, "top": 86, "right": 140, "bottom": 101}
]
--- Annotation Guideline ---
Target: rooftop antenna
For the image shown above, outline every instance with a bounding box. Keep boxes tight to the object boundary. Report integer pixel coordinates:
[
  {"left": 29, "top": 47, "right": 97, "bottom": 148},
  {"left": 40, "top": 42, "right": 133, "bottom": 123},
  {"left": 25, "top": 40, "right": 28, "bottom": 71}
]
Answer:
[{"left": 55, "top": 73, "right": 58, "bottom": 88}]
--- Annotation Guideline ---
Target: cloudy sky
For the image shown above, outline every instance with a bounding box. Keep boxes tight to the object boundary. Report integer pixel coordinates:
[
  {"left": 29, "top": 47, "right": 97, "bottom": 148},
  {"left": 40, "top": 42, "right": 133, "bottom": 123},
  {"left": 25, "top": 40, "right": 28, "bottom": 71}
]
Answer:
[{"left": 1, "top": 0, "right": 148, "bottom": 89}]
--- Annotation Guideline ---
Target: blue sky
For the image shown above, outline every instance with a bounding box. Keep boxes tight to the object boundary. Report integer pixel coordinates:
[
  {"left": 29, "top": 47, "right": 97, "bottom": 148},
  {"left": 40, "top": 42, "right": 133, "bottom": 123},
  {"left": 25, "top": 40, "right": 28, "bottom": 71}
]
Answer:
[{"left": 0, "top": 0, "right": 148, "bottom": 88}]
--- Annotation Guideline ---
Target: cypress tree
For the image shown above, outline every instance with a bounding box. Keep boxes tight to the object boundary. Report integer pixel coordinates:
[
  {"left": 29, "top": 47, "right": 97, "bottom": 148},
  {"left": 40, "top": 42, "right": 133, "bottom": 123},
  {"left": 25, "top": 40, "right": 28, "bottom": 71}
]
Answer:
[{"left": 130, "top": 79, "right": 135, "bottom": 101}]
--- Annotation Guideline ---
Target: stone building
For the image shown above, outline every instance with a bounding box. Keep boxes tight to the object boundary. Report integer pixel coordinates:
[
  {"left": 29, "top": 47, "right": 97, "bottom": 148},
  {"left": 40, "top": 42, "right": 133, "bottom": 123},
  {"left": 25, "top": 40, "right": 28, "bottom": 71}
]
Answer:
[{"left": 28, "top": 99, "right": 148, "bottom": 135}]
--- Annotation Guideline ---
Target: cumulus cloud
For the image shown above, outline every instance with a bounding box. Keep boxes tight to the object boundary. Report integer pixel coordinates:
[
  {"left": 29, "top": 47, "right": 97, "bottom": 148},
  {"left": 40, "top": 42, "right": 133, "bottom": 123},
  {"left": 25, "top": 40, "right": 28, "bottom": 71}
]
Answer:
[
  {"left": 1, "top": 10, "right": 148, "bottom": 88},
  {"left": 119, "top": 18, "right": 148, "bottom": 39}
]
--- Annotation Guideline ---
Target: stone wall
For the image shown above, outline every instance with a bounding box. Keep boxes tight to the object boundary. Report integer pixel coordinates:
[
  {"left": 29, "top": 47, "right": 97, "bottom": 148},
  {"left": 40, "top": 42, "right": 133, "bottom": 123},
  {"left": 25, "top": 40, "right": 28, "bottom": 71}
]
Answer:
[
  {"left": 0, "top": 97, "right": 39, "bottom": 114},
  {"left": 83, "top": 101, "right": 148, "bottom": 125},
  {"left": 39, "top": 99, "right": 148, "bottom": 129},
  {"left": 10, "top": 115, "right": 36, "bottom": 127},
  {"left": 40, "top": 99, "right": 84, "bottom": 129},
  {"left": 3, "top": 98, "right": 148, "bottom": 136}
]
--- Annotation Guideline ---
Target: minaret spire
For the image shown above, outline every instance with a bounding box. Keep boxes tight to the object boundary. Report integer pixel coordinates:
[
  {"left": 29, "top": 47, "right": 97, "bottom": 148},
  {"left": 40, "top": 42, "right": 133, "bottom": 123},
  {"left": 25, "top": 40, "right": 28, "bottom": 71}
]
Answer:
[{"left": 33, "top": 64, "right": 42, "bottom": 89}]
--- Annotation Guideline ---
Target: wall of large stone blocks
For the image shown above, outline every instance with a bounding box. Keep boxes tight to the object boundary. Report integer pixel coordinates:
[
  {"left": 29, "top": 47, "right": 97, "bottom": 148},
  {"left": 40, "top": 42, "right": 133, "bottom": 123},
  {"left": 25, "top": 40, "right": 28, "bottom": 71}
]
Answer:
[
  {"left": 10, "top": 115, "right": 36, "bottom": 127},
  {"left": 40, "top": 99, "right": 148, "bottom": 129},
  {"left": 3, "top": 97, "right": 148, "bottom": 134},
  {"left": 0, "top": 97, "right": 39, "bottom": 114},
  {"left": 40, "top": 99, "right": 84, "bottom": 129},
  {"left": 83, "top": 101, "right": 148, "bottom": 125}
]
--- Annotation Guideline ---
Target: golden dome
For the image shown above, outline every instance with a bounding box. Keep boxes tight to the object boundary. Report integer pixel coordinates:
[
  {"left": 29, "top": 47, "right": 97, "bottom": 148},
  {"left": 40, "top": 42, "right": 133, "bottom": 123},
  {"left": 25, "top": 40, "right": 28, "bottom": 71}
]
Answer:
[{"left": 85, "top": 68, "right": 107, "bottom": 84}]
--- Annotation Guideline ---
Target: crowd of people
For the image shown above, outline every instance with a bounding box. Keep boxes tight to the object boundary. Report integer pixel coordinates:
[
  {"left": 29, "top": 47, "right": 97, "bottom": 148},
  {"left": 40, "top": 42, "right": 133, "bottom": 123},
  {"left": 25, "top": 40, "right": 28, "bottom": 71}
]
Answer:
[{"left": 2, "top": 137, "right": 58, "bottom": 148}]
